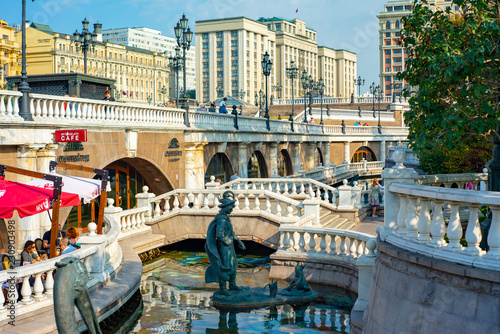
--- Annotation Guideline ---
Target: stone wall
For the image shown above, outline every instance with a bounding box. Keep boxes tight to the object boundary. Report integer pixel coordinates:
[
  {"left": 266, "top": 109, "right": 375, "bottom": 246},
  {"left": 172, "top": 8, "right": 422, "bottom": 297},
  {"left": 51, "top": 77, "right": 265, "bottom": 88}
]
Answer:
[{"left": 363, "top": 241, "right": 500, "bottom": 333}]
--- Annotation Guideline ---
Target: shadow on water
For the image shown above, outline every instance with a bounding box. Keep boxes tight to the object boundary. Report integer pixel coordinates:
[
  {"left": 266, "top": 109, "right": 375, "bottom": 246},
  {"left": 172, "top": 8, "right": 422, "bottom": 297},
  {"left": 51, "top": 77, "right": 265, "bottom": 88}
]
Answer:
[{"left": 128, "top": 248, "right": 354, "bottom": 333}]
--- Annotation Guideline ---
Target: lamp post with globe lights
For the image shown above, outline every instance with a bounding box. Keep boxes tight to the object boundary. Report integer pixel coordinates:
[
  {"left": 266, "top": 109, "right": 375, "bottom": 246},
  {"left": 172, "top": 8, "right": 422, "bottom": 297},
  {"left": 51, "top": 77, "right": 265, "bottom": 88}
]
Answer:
[
  {"left": 261, "top": 51, "right": 272, "bottom": 131},
  {"left": 72, "top": 18, "right": 98, "bottom": 75},
  {"left": 354, "top": 76, "right": 365, "bottom": 102},
  {"left": 286, "top": 61, "right": 299, "bottom": 116},
  {"left": 174, "top": 14, "right": 193, "bottom": 126}
]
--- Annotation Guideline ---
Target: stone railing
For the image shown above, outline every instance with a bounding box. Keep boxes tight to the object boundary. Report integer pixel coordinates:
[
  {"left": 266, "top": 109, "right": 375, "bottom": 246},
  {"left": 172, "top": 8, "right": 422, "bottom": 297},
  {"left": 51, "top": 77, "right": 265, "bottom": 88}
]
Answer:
[
  {"left": 0, "top": 215, "right": 122, "bottom": 321},
  {"left": 273, "top": 96, "right": 396, "bottom": 105},
  {"left": 0, "top": 90, "right": 23, "bottom": 120},
  {"left": 149, "top": 188, "right": 305, "bottom": 224},
  {"left": 381, "top": 182, "right": 500, "bottom": 270},
  {"left": 417, "top": 172, "right": 488, "bottom": 190},
  {"left": 105, "top": 198, "right": 151, "bottom": 238},
  {"left": 311, "top": 109, "right": 395, "bottom": 122}
]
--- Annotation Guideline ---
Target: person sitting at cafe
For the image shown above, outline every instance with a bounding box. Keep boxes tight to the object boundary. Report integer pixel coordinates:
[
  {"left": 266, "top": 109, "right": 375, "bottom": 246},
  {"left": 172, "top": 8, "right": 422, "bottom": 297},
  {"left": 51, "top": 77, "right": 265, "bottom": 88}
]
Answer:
[
  {"left": 43, "top": 224, "right": 62, "bottom": 255},
  {"left": 21, "top": 240, "right": 46, "bottom": 265},
  {"left": 66, "top": 227, "right": 81, "bottom": 249},
  {"left": 60, "top": 238, "right": 77, "bottom": 255}
]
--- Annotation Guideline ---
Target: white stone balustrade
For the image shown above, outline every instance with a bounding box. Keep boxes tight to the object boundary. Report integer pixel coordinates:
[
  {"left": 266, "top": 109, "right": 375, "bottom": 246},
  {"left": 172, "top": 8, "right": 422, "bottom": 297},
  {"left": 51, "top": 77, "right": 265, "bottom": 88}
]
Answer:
[
  {"left": 0, "top": 90, "right": 23, "bottom": 119},
  {"left": 417, "top": 172, "right": 488, "bottom": 190},
  {"left": 108, "top": 198, "right": 150, "bottom": 237},
  {"left": 273, "top": 96, "right": 398, "bottom": 105},
  {"left": 382, "top": 182, "right": 500, "bottom": 270}
]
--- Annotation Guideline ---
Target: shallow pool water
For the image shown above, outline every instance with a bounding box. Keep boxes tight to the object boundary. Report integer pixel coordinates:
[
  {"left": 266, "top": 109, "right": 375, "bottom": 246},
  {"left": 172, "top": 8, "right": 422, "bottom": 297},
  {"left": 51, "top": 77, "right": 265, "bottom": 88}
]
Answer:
[{"left": 131, "top": 251, "right": 354, "bottom": 333}]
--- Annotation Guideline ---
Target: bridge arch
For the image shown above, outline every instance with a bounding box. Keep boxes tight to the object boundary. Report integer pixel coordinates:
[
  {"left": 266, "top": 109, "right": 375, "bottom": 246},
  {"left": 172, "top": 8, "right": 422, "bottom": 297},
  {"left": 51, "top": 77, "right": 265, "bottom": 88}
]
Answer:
[
  {"left": 204, "top": 153, "right": 234, "bottom": 184},
  {"left": 278, "top": 149, "right": 293, "bottom": 176},
  {"left": 351, "top": 146, "right": 376, "bottom": 163},
  {"left": 248, "top": 151, "right": 268, "bottom": 178}
]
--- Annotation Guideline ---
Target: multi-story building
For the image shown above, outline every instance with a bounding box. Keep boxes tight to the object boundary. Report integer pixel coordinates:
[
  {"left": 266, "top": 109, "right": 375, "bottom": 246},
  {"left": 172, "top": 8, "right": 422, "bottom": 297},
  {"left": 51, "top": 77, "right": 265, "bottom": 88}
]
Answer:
[
  {"left": 102, "top": 27, "right": 195, "bottom": 98},
  {"left": 17, "top": 22, "right": 170, "bottom": 104},
  {"left": 378, "top": 0, "right": 460, "bottom": 97},
  {"left": 195, "top": 17, "right": 356, "bottom": 104},
  {"left": 0, "top": 20, "right": 20, "bottom": 87}
]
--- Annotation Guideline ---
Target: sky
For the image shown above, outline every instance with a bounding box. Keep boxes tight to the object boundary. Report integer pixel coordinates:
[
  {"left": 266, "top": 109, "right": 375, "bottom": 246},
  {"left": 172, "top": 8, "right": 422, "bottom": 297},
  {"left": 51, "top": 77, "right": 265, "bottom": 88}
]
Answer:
[{"left": 3, "top": 0, "right": 389, "bottom": 95}]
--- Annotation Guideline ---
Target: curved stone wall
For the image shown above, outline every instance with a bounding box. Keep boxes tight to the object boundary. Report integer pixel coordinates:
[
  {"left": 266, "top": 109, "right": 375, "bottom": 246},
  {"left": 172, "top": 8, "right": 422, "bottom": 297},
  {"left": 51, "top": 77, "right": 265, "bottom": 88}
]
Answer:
[{"left": 363, "top": 241, "right": 500, "bottom": 333}]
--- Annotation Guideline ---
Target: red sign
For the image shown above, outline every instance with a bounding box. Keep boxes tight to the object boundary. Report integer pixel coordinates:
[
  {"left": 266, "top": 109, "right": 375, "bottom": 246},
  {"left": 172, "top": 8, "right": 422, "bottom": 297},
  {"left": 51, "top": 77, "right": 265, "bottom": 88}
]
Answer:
[{"left": 54, "top": 129, "right": 87, "bottom": 142}]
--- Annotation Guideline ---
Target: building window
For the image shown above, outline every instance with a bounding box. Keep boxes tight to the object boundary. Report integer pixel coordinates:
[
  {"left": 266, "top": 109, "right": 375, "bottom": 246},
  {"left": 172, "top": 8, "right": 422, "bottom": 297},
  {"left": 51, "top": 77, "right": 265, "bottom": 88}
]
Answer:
[
  {"left": 232, "top": 60, "right": 238, "bottom": 66},
  {"left": 216, "top": 32, "right": 223, "bottom": 38},
  {"left": 385, "top": 40, "right": 391, "bottom": 45},
  {"left": 202, "top": 33, "right": 208, "bottom": 39},
  {"left": 203, "top": 71, "right": 209, "bottom": 78},
  {"left": 386, "top": 32, "right": 391, "bottom": 37},
  {"left": 232, "top": 70, "right": 238, "bottom": 77},
  {"left": 231, "top": 30, "right": 238, "bottom": 37},
  {"left": 203, "top": 42, "right": 209, "bottom": 49},
  {"left": 203, "top": 62, "right": 209, "bottom": 69},
  {"left": 217, "top": 41, "right": 223, "bottom": 48},
  {"left": 232, "top": 81, "right": 238, "bottom": 87},
  {"left": 386, "top": 21, "right": 390, "bottom": 29},
  {"left": 276, "top": 23, "right": 281, "bottom": 31},
  {"left": 231, "top": 50, "right": 238, "bottom": 57},
  {"left": 386, "top": 76, "right": 391, "bottom": 81},
  {"left": 203, "top": 52, "right": 209, "bottom": 59},
  {"left": 217, "top": 51, "right": 224, "bottom": 58},
  {"left": 395, "top": 21, "right": 400, "bottom": 29},
  {"left": 231, "top": 40, "right": 238, "bottom": 47},
  {"left": 385, "top": 50, "right": 391, "bottom": 55},
  {"left": 394, "top": 57, "right": 402, "bottom": 62},
  {"left": 217, "top": 71, "right": 223, "bottom": 77},
  {"left": 217, "top": 61, "right": 223, "bottom": 67}
]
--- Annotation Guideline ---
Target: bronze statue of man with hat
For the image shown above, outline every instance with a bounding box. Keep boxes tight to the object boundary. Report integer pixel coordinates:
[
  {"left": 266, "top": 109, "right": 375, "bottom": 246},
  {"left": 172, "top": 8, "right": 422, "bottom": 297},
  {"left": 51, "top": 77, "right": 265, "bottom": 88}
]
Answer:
[{"left": 205, "top": 191, "right": 246, "bottom": 295}]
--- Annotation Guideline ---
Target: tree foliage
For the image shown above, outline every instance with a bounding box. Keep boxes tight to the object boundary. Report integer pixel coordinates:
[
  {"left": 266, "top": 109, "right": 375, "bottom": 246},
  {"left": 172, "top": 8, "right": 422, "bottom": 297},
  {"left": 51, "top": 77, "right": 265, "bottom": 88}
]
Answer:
[{"left": 399, "top": 0, "right": 500, "bottom": 157}]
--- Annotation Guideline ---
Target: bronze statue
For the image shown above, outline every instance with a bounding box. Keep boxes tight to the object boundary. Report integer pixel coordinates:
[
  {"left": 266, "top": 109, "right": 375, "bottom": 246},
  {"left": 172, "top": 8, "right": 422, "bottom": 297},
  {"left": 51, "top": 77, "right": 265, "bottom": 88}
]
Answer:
[
  {"left": 54, "top": 257, "right": 102, "bottom": 334},
  {"left": 205, "top": 191, "right": 246, "bottom": 295},
  {"left": 285, "top": 266, "right": 311, "bottom": 292}
]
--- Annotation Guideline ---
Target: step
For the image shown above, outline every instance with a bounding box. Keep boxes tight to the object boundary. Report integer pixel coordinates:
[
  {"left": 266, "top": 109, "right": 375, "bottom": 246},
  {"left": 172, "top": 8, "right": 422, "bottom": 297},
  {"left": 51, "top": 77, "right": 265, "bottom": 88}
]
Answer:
[
  {"left": 320, "top": 214, "right": 340, "bottom": 227},
  {"left": 323, "top": 217, "right": 349, "bottom": 229}
]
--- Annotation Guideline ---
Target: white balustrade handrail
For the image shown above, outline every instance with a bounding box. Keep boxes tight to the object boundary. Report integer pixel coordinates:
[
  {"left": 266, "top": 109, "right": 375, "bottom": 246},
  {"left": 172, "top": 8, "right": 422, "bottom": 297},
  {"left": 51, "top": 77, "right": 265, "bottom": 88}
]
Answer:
[
  {"left": 386, "top": 182, "right": 500, "bottom": 269},
  {"left": 0, "top": 90, "right": 23, "bottom": 119},
  {"left": 417, "top": 173, "right": 487, "bottom": 188}
]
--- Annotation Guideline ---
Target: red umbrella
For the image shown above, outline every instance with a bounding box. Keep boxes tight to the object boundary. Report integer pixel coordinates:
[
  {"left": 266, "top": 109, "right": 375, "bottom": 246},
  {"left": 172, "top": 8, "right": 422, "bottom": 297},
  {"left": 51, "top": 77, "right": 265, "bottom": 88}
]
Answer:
[{"left": 0, "top": 179, "right": 81, "bottom": 218}]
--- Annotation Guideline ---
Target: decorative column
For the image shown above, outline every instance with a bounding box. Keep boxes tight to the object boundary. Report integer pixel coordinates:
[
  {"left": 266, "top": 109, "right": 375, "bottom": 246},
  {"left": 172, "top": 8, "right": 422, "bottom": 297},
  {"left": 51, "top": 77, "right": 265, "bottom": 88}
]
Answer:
[
  {"left": 238, "top": 142, "right": 249, "bottom": 178},
  {"left": 343, "top": 141, "right": 351, "bottom": 164},
  {"left": 380, "top": 140, "right": 386, "bottom": 161},
  {"left": 184, "top": 142, "right": 207, "bottom": 189},
  {"left": 136, "top": 186, "right": 155, "bottom": 223},
  {"left": 323, "top": 142, "right": 331, "bottom": 168},
  {"left": 378, "top": 145, "right": 418, "bottom": 241},
  {"left": 309, "top": 143, "right": 316, "bottom": 170},
  {"left": 293, "top": 142, "right": 302, "bottom": 173},
  {"left": 36, "top": 144, "right": 60, "bottom": 235},
  {"left": 269, "top": 142, "right": 279, "bottom": 177},
  {"left": 17, "top": 144, "right": 45, "bottom": 250}
]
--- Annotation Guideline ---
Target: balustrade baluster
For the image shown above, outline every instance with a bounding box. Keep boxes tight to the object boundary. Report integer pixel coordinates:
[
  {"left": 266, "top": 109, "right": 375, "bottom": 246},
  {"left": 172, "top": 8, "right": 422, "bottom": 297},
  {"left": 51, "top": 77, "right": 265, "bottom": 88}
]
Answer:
[
  {"left": 260, "top": 183, "right": 265, "bottom": 191},
  {"left": 252, "top": 183, "right": 257, "bottom": 190},
  {"left": 279, "top": 231, "right": 285, "bottom": 250},
  {"left": 254, "top": 195, "right": 260, "bottom": 211},
  {"left": 417, "top": 199, "right": 432, "bottom": 243},
  {"left": 203, "top": 194, "right": 210, "bottom": 210},
  {"left": 465, "top": 204, "right": 482, "bottom": 255},
  {"left": 41, "top": 99, "right": 48, "bottom": 117},
  {"left": 319, "top": 234, "right": 327, "bottom": 254},
  {"left": 275, "top": 200, "right": 282, "bottom": 217},
  {"left": 428, "top": 200, "right": 446, "bottom": 248},
  {"left": 396, "top": 194, "right": 409, "bottom": 235},
  {"left": 339, "top": 236, "right": 347, "bottom": 256},
  {"left": 126, "top": 215, "right": 132, "bottom": 230},
  {"left": 243, "top": 194, "right": 250, "bottom": 210},
  {"left": 299, "top": 182, "right": 305, "bottom": 195},
  {"left": 0, "top": 95, "right": 7, "bottom": 116},
  {"left": 154, "top": 200, "right": 161, "bottom": 217},
  {"left": 33, "top": 99, "right": 40, "bottom": 117},
  {"left": 265, "top": 195, "right": 272, "bottom": 212},
  {"left": 13, "top": 96, "right": 20, "bottom": 117},
  {"left": 131, "top": 213, "right": 137, "bottom": 229},
  {"left": 292, "top": 182, "right": 297, "bottom": 194},
  {"left": 357, "top": 240, "right": 365, "bottom": 258},
  {"left": 33, "top": 273, "right": 45, "bottom": 300},
  {"left": 236, "top": 182, "right": 241, "bottom": 190},
  {"left": 316, "top": 187, "right": 321, "bottom": 199},
  {"left": 446, "top": 202, "right": 463, "bottom": 250},
  {"left": 285, "top": 204, "right": 293, "bottom": 217},
  {"left": 348, "top": 238, "right": 357, "bottom": 258},
  {"left": 283, "top": 182, "right": 289, "bottom": 194},
  {"left": 485, "top": 206, "right": 500, "bottom": 259},
  {"left": 21, "top": 276, "right": 33, "bottom": 304},
  {"left": 405, "top": 196, "right": 419, "bottom": 240},
  {"left": 288, "top": 231, "right": 296, "bottom": 251},
  {"left": 45, "top": 269, "right": 55, "bottom": 295},
  {"left": 51, "top": 100, "right": 59, "bottom": 118},
  {"left": 309, "top": 232, "right": 316, "bottom": 251},
  {"left": 76, "top": 103, "right": 82, "bottom": 119},
  {"left": 119, "top": 216, "right": 126, "bottom": 232},
  {"left": 193, "top": 193, "right": 200, "bottom": 209},
  {"left": 173, "top": 195, "right": 180, "bottom": 210},
  {"left": 244, "top": 182, "right": 249, "bottom": 190},
  {"left": 183, "top": 194, "right": 190, "bottom": 209},
  {"left": 298, "top": 232, "right": 306, "bottom": 252}
]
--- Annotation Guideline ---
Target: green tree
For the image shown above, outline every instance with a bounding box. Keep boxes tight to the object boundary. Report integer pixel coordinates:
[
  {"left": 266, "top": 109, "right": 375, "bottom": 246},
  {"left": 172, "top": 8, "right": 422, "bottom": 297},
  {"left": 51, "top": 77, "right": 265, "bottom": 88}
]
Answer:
[{"left": 399, "top": 0, "right": 500, "bottom": 171}]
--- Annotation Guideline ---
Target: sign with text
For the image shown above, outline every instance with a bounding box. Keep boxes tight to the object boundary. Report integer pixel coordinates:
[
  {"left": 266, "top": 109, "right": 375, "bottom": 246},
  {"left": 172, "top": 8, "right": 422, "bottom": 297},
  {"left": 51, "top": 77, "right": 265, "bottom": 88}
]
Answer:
[{"left": 55, "top": 129, "right": 87, "bottom": 142}]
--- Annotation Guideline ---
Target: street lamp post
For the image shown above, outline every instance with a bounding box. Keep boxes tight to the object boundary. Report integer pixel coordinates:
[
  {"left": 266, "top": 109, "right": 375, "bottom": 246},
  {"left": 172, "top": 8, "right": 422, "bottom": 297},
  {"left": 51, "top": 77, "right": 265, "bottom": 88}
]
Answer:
[
  {"left": 147, "top": 94, "right": 152, "bottom": 106},
  {"left": 272, "top": 83, "right": 282, "bottom": 99},
  {"left": 161, "top": 85, "right": 167, "bottom": 105},
  {"left": 72, "top": 18, "right": 97, "bottom": 74},
  {"left": 286, "top": 61, "right": 299, "bottom": 116},
  {"left": 354, "top": 76, "right": 365, "bottom": 102},
  {"left": 174, "top": 13, "right": 193, "bottom": 127},
  {"left": 318, "top": 78, "right": 325, "bottom": 127},
  {"left": 168, "top": 47, "right": 182, "bottom": 108},
  {"left": 389, "top": 82, "right": 396, "bottom": 103},
  {"left": 375, "top": 85, "right": 383, "bottom": 134},
  {"left": 369, "top": 82, "right": 376, "bottom": 113},
  {"left": 238, "top": 89, "right": 246, "bottom": 101},
  {"left": 18, "top": 0, "right": 33, "bottom": 121},
  {"left": 261, "top": 51, "right": 272, "bottom": 131},
  {"left": 301, "top": 70, "right": 310, "bottom": 123}
]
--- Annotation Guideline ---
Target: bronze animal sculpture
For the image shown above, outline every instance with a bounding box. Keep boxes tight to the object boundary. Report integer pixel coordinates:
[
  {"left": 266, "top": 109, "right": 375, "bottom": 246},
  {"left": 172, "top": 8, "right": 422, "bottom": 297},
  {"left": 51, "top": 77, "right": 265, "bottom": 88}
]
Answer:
[
  {"left": 54, "top": 257, "right": 102, "bottom": 334},
  {"left": 285, "top": 266, "right": 311, "bottom": 292}
]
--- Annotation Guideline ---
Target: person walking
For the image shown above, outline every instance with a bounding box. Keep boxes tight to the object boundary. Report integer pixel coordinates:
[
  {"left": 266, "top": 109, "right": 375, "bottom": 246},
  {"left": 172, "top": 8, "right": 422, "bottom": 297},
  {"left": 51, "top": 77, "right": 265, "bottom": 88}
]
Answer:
[
  {"left": 370, "top": 179, "right": 384, "bottom": 217},
  {"left": 219, "top": 98, "right": 228, "bottom": 114}
]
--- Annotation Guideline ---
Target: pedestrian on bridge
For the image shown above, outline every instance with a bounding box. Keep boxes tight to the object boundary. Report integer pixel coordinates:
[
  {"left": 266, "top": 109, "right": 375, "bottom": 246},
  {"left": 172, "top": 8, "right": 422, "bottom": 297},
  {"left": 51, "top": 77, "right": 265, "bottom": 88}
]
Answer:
[{"left": 370, "top": 179, "right": 384, "bottom": 217}]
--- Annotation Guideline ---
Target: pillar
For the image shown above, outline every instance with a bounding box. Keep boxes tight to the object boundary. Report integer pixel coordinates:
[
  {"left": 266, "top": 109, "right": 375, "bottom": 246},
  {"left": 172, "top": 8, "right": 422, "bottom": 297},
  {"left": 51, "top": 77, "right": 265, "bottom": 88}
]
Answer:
[
  {"left": 185, "top": 142, "right": 207, "bottom": 189},
  {"left": 379, "top": 145, "right": 418, "bottom": 241},
  {"left": 343, "top": 141, "right": 351, "bottom": 164},
  {"left": 16, "top": 144, "right": 45, "bottom": 250},
  {"left": 309, "top": 143, "right": 316, "bottom": 170},
  {"left": 293, "top": 142, "right": 302, "bottom": 172},
  {"left": 238, "top": 142, "right": 248, "bottom": 178},
  {"left": 380, "top": 140, "right": 386, "bottom": 161},
  {"left": 269, "top": 142, "right": 278, "bottom": 177},
  {"left": 36, "top": 144, "right": 60, "bottom": 234},
  {"left": 324, "top": 142, "right": 331, "bottom": 168}
]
